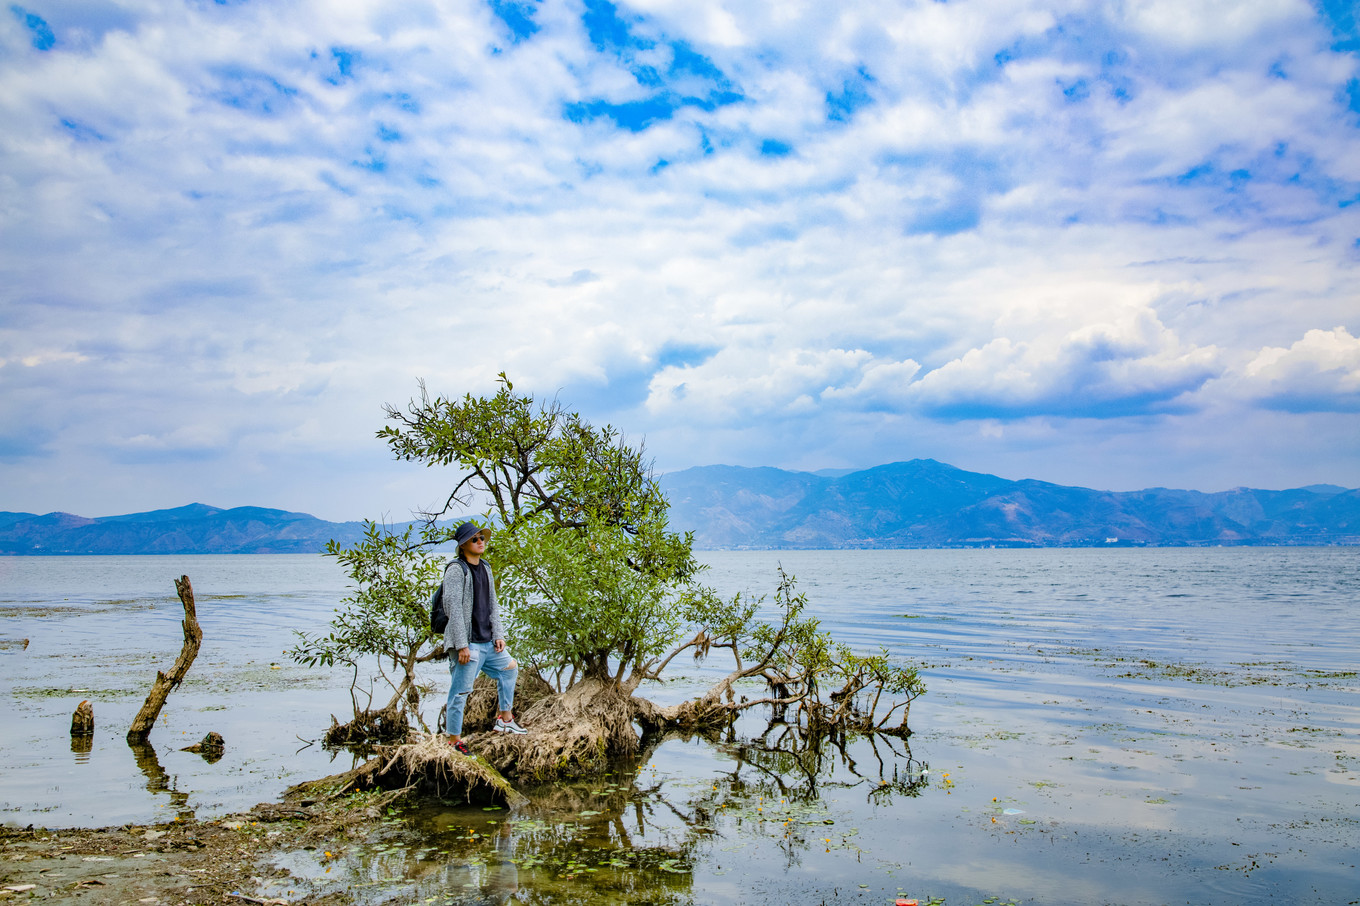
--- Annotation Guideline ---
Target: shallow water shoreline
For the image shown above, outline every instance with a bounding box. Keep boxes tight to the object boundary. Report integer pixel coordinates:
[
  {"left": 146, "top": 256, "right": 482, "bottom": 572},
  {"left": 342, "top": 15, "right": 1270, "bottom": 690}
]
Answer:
[{"left": 3, "top": 549, "right": 1358, "bottom": 904}]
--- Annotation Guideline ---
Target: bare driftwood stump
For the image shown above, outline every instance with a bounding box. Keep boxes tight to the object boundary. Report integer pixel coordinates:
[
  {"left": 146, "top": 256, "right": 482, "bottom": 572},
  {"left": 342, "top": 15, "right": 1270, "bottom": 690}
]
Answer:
[
  {"left": 70, "top": 700, "right": 94, "bottom": 737},
  {"left": 182, "top": 731, "right": 226, "bottom": 762},
  {"left": 127, "top": 575, "right": 203, "bottom": 742}
]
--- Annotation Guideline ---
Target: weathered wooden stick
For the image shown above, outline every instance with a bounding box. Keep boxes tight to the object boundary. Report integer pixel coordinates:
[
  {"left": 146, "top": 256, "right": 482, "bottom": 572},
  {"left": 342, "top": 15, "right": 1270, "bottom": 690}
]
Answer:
[{"left": 127, "top": 575, "right": 203, "bottom": 742}]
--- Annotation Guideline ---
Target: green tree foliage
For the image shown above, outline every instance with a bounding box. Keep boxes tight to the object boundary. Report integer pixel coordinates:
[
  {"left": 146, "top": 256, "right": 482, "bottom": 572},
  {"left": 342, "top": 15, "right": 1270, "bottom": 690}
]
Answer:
[
  {"left": 380, "top": 374, "right": 705, "bottom": 687},
  {"left": 301, "top": 374, "right": 925, "bottom": 743},
  {"left": 649, "top": 566, "right": 926, "bottom": 735},
  {"left": 288, "top": 521, "right": 446, "bottom": 739}
]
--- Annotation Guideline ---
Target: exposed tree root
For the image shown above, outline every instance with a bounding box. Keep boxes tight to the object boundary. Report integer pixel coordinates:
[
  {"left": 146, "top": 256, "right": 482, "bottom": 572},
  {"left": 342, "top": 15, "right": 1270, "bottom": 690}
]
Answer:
[
  {"left": 323, "top": 705, "right": 410, "bottom": 747},
  {"left": 297, "top": 735, "right": 525, "bottom": 808},
  {"left": 631, "top": 695, "right": 733, "bottom": 735},
  {"left": 471, "top": 678, "right": 641, "bottom": 782}
]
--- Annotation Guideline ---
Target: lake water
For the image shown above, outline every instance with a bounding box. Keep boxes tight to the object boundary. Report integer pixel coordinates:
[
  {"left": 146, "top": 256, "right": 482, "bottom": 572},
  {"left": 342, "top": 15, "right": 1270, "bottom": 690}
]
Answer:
[{"left": 1, "top": 549, "right": 1357, "bottom": 905}]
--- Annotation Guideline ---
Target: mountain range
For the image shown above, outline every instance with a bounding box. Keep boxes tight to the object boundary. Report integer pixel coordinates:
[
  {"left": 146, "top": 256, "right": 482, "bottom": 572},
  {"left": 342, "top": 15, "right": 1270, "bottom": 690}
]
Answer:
[
  {"left": 658, "top": 460, "right": 1360, "bottom": 549},
  {"left": 0, "top": 503, "right": 371, "bottom": 555},
  {"left": 2, "top": 460, "right": 1357, "bottom": 554}
]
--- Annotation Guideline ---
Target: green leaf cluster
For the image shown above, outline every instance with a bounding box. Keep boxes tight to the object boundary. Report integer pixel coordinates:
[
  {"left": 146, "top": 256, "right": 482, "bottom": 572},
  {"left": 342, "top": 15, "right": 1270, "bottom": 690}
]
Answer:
[
  {"left": 291, "top": 521, "right": 444, "bottom": 670},
  {"left": 288, "top": 521, "right": 446, "bottom": 732},
  {"left": 677, "top": 566, "right": 925, "bottom": 732},
  {"left": 379, "top": 374, "right": 705, "bottom": 686}
]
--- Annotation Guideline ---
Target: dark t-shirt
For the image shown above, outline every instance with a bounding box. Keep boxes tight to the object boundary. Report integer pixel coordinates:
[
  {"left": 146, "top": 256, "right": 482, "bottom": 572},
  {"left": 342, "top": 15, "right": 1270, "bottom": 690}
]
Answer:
[{"left": 468, "top": 560, "right": 493, "bottom": 643}]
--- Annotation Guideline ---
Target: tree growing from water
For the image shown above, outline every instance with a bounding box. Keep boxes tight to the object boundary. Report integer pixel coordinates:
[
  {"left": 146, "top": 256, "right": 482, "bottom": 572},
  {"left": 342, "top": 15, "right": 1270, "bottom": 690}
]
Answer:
[
  {"left": 380, "top": 374, "right": 704, "bottom": 692},
  {"left": 301, "top": 375, "right": 925, "bottom": 780}
]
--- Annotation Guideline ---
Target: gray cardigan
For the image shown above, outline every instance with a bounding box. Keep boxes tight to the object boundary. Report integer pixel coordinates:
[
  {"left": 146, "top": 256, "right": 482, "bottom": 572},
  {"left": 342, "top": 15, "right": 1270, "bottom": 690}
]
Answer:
[{"left": 441, "top": 558, "right": 506, "bottom": 653}]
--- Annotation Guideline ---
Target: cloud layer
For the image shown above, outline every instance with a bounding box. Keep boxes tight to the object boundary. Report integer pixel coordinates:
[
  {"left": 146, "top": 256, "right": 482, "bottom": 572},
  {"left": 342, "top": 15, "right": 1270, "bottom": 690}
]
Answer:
[{"left": 2, "top": 0, "right": 1358, "bottom": 519}]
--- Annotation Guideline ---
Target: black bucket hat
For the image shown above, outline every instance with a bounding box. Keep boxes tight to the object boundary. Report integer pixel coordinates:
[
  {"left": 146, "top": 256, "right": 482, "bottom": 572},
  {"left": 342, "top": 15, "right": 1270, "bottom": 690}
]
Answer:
[{"left": 453, "top": 521, "right": 488, "bottom": 548}]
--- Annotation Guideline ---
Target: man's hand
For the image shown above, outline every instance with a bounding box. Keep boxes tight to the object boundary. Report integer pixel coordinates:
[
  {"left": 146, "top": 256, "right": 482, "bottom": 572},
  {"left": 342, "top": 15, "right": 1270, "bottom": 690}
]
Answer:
[
  {"left": 457, "top": 647, "right": 471, "bottom": 664},
  {"left": 494, "top": 639, "right": 506, "bottom": 653}
]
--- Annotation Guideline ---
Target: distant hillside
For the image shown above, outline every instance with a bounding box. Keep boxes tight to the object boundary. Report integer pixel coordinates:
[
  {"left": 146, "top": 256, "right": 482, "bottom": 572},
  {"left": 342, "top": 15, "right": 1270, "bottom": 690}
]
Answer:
[
  {"left": 659, "top": 460, "right": 1360, "bottom": 549},
  {"left": 6, "top": 462, "right": 1357, "bottom": 554},
  {"left": 0, "top": 504, "right": 371, "bottom": 555}
]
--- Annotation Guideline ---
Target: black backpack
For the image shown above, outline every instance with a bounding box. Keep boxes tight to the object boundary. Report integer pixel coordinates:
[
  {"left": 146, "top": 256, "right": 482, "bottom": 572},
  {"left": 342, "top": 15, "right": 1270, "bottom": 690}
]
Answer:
[{"left": 429, "top": 560, "right": 469, "bottom": 635}]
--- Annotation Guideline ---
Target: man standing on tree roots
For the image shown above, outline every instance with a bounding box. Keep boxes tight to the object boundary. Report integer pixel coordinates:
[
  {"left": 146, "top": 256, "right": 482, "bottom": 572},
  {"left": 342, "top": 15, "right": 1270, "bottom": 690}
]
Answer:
[{"left": 443, "top": 520, "right": 527, "bottom": 755}]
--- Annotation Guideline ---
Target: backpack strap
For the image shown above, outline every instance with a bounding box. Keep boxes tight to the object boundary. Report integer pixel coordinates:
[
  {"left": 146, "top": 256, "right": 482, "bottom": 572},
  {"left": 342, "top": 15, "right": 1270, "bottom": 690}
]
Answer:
[{"left": 442, "top": 558, "right": 470, "bottom": 583}]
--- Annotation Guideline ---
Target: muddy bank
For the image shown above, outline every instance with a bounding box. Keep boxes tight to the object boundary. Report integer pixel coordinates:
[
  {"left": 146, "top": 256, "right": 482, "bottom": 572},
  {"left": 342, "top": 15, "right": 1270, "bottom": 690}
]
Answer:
[{"left": 1, "top": 787, "right": 400, "bottom": 905}]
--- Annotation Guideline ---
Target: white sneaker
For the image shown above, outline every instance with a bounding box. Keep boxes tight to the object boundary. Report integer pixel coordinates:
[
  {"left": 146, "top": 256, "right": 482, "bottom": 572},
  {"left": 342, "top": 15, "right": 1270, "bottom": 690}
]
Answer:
[{"left": 494, "top": 717, "right": 527, "bottom": 735}]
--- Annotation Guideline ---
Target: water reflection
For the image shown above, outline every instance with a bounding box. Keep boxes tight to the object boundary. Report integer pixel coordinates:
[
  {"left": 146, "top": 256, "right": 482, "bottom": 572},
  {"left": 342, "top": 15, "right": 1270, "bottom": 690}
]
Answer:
[
  {"left": 69, "top": 733, "right": 92, "bottom": 761},
  {"left": 721, "top": 720, "right": 928, "bottom": 803},
  {"left": 465, "top": 824, "right": 519, "bottom": 906},
  {"left": 193, "top": 746, "right": 225, "bottom": 765},
  {"left": 372, "top": 821, "right": 524, "bottom": 906},
  {"left": 127, "top": 739, "right": 195, "bottom": 821},
  {"left": 334, "top": 723, "right": 928, "bottom": 905}
]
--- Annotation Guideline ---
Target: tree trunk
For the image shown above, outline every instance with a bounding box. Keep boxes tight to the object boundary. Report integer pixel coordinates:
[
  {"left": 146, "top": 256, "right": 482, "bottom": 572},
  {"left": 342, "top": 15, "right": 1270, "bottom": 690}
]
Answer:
[{"left": 127, "top": 575, "right": 203, "bottom": 742}]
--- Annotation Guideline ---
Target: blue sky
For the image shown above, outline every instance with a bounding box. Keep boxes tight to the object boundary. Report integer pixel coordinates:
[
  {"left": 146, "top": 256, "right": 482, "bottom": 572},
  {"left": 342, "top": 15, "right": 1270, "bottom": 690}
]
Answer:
[{"left": 1, "top": 0, "right": 1358, "bottom": 522}]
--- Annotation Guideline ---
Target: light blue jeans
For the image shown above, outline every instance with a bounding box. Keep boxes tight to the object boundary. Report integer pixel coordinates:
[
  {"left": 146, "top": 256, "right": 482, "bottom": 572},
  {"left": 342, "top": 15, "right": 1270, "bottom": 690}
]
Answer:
[{"left": 445, "top": 641, "right": 518, "bottom": 737}]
